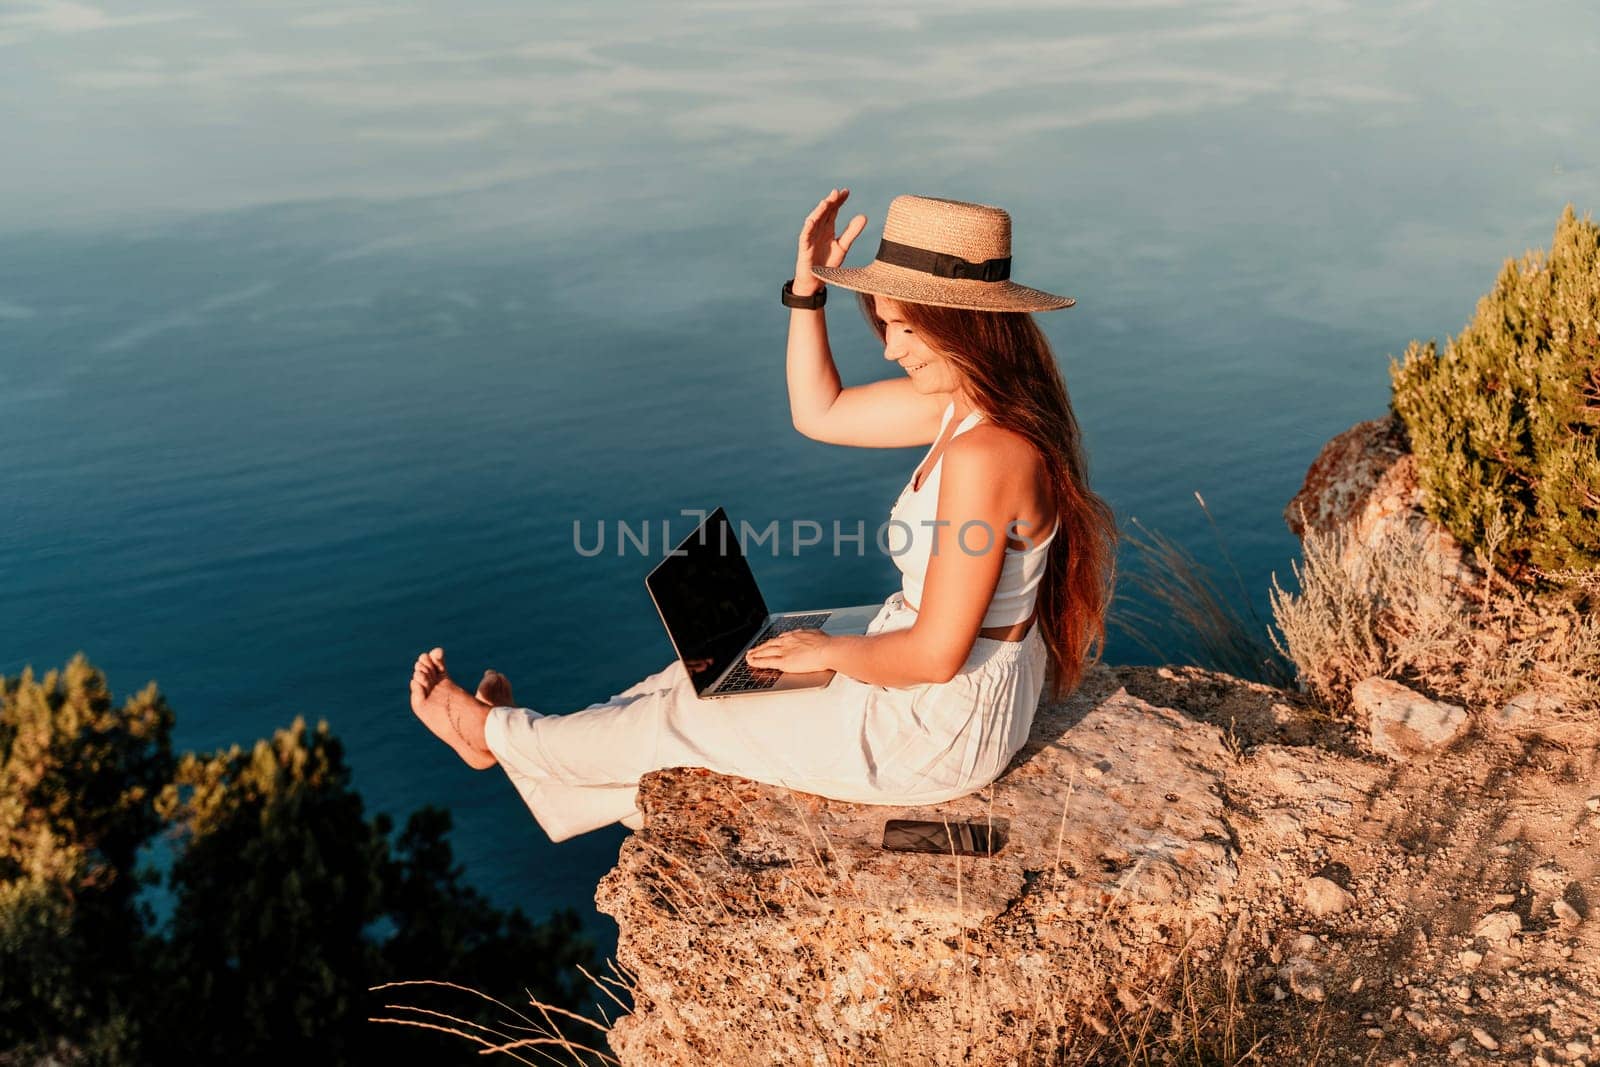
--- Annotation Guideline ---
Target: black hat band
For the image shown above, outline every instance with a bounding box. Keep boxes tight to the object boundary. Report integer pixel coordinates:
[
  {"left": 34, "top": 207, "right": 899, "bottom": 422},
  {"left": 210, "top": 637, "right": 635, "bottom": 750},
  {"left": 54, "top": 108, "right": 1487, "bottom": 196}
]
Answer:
[{"left": 875, "top": 239, "right": 1012, "bottom": 283}]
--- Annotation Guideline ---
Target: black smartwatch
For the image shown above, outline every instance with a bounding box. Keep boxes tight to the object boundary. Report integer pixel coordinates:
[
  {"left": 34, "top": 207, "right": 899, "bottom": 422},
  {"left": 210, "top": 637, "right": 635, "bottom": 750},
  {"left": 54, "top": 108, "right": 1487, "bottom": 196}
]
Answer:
[{"left": 782, "top": 278, "right": 827, "bottom": 310}]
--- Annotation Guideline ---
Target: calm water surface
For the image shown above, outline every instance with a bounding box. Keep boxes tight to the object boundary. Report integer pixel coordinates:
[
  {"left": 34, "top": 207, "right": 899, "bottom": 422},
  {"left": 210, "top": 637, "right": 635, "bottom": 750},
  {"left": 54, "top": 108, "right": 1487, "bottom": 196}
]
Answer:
[{"left": 4, "top": 0, "right": 1597, "bottom": 956}]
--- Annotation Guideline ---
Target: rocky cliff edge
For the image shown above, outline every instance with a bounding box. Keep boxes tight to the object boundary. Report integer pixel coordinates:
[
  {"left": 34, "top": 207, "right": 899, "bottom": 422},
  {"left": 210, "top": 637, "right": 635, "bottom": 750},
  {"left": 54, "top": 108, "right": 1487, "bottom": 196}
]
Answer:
[{"left": 592, "top": 416, "right": 1599, "bottom": 1066}]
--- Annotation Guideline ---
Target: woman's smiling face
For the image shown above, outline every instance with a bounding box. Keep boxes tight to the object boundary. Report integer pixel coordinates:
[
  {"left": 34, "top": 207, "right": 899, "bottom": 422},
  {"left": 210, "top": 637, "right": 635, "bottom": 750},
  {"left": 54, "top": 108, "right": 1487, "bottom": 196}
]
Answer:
[{"left": 872, "top": 295, "right": 963, "bottom": 394}]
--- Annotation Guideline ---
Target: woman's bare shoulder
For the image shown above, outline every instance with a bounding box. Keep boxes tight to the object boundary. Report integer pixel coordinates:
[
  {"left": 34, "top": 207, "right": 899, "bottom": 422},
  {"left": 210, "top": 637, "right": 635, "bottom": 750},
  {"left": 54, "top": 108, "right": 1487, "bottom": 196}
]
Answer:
[
  {"left": 950, "top": 421, "right": 1045, "bottom": 474},
  {"left": 944, "top": 423, "right": 1055, "bottom": 536}
]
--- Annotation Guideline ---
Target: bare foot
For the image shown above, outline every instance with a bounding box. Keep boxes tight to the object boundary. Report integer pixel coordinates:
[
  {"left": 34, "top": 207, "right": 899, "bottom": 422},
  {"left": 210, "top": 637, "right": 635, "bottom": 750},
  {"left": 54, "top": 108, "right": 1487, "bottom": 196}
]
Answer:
[
  {"left": 475, "top": 669, "right": 513, "bottom": 708},
  {"left": 409, "top": 647, "right": 497, "bottom": 770}
]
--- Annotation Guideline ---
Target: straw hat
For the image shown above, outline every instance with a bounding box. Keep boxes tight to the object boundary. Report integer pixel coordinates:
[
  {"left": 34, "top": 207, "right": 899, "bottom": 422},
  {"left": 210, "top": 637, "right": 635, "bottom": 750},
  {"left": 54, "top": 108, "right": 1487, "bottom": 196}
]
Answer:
[{"left": 810, "top": 194, "right": 1074, "bottom": 313}]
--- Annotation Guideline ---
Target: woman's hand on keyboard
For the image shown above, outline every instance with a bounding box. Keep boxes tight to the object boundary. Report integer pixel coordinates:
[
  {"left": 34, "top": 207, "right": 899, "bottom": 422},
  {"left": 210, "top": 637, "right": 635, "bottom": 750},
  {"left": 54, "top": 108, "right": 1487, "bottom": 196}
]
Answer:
[{"left": 744, "top": 628, "right": 833, "bottom": 674}]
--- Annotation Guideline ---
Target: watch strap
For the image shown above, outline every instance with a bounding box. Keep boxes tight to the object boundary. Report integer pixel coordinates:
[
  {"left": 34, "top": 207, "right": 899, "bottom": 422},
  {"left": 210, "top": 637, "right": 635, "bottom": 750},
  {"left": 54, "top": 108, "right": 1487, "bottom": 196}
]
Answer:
[{"left": 782, "top": 278, "right": 827, "bottom": 309}]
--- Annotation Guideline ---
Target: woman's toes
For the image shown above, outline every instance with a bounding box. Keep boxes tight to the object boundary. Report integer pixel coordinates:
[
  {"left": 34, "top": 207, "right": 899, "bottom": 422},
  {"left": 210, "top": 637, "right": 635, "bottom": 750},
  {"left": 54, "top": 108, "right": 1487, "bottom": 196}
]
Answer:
[{"left": 412, "top": 651, "right": 443, "bottom": 693}]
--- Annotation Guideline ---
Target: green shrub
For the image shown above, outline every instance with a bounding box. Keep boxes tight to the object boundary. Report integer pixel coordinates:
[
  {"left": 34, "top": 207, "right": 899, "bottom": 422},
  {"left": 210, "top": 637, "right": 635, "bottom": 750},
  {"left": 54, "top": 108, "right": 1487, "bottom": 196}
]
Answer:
[
  {"left": 1390, "top": 204, "right": 1600, "bottom": 578},
  {"left": 2, "top": 657, "right": 599, "bottom": 1064}
]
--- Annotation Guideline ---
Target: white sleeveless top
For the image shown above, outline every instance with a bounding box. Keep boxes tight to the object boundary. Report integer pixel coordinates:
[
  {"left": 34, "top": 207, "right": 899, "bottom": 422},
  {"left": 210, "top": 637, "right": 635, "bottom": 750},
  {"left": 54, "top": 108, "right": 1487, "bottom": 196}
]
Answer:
[{"left": 887, "top": 401, "right": 1057, "bottom": 628}]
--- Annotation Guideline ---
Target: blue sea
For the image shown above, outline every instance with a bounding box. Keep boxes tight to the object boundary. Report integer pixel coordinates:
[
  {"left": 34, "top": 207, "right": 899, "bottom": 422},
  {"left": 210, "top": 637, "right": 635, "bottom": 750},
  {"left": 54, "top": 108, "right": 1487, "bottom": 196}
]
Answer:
[{"left": 4, "top": 0, "right": 1597, "bottom": 962}]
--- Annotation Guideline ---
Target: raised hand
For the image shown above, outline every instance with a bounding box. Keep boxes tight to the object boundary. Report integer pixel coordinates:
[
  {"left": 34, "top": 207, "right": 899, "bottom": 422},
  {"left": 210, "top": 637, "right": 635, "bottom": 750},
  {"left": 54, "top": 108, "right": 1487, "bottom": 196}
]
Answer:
[{"left": 795, "top": 187, "right": 868, "bottom": 297}]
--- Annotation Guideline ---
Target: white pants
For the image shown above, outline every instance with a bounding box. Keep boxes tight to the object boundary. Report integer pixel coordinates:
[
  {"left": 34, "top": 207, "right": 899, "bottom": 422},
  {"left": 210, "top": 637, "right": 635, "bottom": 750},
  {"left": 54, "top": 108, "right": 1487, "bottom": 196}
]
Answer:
[{"left": 483, "top": 590, "right": 1049, "bottom": 842}]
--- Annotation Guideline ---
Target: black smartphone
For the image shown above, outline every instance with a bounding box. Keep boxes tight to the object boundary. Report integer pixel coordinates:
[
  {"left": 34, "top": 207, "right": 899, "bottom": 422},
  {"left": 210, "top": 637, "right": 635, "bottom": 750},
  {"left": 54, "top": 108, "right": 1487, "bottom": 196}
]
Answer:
[{"left": 880, "top": 818, "right": 1008, "bottom": 857}]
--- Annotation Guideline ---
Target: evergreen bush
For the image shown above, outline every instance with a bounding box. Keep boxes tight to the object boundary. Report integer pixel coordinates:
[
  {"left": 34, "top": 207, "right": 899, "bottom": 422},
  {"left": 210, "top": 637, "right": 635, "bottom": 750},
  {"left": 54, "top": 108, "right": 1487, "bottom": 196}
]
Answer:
[
  {"left": 1, "top": 655, "right": 599, "bottom": 1064},
  {"left": 1390, "top": 204, "right": 1600, "bottom": 578}
]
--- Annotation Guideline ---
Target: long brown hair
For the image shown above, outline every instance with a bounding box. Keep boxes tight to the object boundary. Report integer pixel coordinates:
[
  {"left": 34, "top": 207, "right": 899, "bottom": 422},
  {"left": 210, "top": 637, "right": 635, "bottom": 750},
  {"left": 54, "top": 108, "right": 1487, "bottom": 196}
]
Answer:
[{"left": 859, "top": 292, "right": 1117, "bottom": 699}]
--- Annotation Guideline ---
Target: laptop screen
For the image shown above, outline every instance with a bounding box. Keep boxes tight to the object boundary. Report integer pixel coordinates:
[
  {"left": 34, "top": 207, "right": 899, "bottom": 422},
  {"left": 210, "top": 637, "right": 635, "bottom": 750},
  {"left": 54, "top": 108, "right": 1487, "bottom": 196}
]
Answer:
[{"left": 645, "top": 507, "right": 769, "bottom": 695}]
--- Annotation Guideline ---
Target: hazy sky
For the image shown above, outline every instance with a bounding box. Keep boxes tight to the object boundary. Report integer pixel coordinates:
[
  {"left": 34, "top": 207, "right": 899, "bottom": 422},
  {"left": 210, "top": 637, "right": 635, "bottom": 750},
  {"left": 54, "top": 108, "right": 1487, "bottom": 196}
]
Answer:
[
  {"left": 4, "top": 1, "right": 1598, "bottom": 918},
  {"left": 5, "top": 0, "right": 1596, "bottom": 235}
]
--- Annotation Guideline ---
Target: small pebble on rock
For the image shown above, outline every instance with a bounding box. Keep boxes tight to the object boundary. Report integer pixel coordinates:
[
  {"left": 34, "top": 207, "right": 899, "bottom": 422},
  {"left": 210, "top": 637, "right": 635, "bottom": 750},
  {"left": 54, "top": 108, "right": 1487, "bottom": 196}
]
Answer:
[
  {"left": 1300, "top": 876, "right": 1356, "bottom": 918},
  {"left": 1293, "top": 978, "right": 1326, "bottom": 1003},
  {"left": 1473, "top": 911, "right": 1522, "bottom": 942},
  {"left": 1355, "top": 677, "right": 1470, "bottom": 759}
]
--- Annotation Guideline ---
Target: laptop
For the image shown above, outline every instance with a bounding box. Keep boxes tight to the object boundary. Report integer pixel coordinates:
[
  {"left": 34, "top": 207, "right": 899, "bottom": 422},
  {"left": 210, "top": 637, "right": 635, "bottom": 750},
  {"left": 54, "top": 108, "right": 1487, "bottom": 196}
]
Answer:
[{"left": 645, "top": 506, "right": 881, "bottom": 699}]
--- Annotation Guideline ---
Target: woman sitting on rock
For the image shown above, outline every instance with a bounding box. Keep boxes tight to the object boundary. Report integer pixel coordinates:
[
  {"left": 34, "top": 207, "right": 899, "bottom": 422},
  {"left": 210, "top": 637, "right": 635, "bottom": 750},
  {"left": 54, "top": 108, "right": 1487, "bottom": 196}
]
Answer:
[{"left": 408, "top": 190, "right": 1118, "bottom": 842}]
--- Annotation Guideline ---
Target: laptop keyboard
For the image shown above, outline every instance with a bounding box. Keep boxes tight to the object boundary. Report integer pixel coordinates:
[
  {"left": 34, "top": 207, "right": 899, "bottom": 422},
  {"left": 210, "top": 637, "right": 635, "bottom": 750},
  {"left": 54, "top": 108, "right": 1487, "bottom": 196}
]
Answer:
[{"left": 714, "top": 613, "right": 833, "bottom": 693}]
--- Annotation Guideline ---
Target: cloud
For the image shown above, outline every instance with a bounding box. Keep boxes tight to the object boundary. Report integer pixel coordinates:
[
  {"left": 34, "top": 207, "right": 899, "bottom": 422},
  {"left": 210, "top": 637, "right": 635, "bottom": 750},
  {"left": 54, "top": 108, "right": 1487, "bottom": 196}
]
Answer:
[
  {"left": 0, "top": 0, "right": 193, "bottom": 46},
  {"left": 682, "top": 0, "right": 1193, "bottom": 13},
  {"left": 8, "top": 0, "right": 1454, "bottom": 223},
  {"left": 356, "top": 118, "right": 501, "bottom": 144},
  {"left": 56, "top": 0, "right": 1418, "bottom": 149},
  {"left": 289, "top": 7, "right": 390, "bottom": 28},
  {"left": 95, "top": 280, "right": 276, "bottom": 354}
]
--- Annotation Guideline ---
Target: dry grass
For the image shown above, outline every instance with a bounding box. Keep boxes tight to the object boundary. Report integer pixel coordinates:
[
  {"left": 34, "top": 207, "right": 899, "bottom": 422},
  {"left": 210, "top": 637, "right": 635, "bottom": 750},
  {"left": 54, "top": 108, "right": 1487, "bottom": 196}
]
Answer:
[
  {"left": 1269, "top": 519, "right": 1600, "bottom": 715},
  {"left": 1534, "top": 564, "right": 1600, "bottom": 595},
  {"left": 1113, "top": 494, "right": 1296, "bottom": 689},
  {"left": 371, "top": 779, "right": 1351, "bottom": 1066},
  {"left": 369, "top": 976, "right": 620, "bottom": 1065}
]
